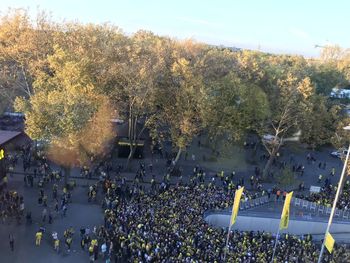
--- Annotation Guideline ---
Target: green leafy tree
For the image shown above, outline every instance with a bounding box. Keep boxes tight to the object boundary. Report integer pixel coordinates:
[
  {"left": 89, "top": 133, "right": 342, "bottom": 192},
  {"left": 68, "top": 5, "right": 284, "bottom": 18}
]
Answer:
[
  {"left": 200, "top": 72, "right": 269, "bottom": 145},
  {"left": 15, "top": 46, "right": 114, "bottom": 183}
]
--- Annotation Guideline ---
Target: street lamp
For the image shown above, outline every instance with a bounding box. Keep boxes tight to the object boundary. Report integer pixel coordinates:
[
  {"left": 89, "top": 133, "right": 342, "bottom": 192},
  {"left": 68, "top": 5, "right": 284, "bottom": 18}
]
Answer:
[{"left": 317, "top": 126, "right": 350, "bottom": 263}]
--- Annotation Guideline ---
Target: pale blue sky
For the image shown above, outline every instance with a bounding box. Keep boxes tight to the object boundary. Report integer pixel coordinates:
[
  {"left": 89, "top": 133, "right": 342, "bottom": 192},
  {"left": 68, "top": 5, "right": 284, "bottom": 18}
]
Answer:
[{"left": 0, "top": 0, "right": 349, "bottom": 57}]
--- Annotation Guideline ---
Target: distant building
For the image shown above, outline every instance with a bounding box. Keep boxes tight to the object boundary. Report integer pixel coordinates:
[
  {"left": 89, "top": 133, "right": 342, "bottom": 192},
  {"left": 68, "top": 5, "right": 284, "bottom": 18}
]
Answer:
[
  {"left": 114, "top": 122, "right": 147, "bottom": 158},
  {"left": 0, "top": 130, "right": 31, "bottom": 153},
  {"left": 330, "top": 88, "right": 350, "bottom": 99}
]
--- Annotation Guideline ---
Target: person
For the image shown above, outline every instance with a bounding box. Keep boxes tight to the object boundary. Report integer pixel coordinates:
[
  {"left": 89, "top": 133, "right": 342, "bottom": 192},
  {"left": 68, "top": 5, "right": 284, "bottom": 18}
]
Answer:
[
  {"left": 331, "top": 167, "right": 335, "bottom": 177},
  {"left": 276, "top": 190, "right": 281, "bottom": 201},
  {"left": 42, "top": 208, "right": 47, "bottom": 222},
  {"left": 101, "top": 242, "right": 107, "bottom": 259},
  {"left": 81, "top": 236, "right": 85, "bottom": 250},
  {"left": 62, "top": 204, "right": 67, "bottom": 217},
  {"left": 48, "top": 210, "right": 53, "bottom": 224},
  {"left": 26, "top": 211, "right": 32, "bottom": 224},
  {"left": 52, "top": 231, "right": 59, "bottom": 251},
  {"left": 3, "top": 175, "right": 8, "bottom": 188},
  {"left": 53, "top": 184, "right": 58, "bottom": 199},
  {"left": 35, "top": 230, "right": 42, "bottom": 246},
  {"left": 89, "top": 244, "right": 94, "bottom": 262},
  {"left": 66, "top": 236, "right": 72, "bottom": 252},
  {"left": 54, "top": 238, "right": 60, "bottom": 253},
  {"left": 318, "top": 174, "right": 323, "bottom": 183},
  {"left": 9, "top": 234, "right": 14, "bottom": 251}
]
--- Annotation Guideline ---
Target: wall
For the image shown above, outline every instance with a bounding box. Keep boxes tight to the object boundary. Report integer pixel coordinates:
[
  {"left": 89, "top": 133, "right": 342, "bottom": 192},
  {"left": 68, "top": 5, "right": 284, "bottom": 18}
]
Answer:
[{"left": 205, "top": 212, "right": 350, "bottom": 242}]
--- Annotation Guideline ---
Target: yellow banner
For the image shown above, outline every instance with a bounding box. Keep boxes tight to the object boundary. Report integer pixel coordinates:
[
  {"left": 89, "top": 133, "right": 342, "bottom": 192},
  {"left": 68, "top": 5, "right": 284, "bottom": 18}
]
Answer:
[
  {"left": 0, "top": 149, "right": 4, "bottom": 160},
  {"left": 325, "top": 232, "right": 335, "bottom": 253},
  {"left": 279, "top": 191, "right": 293, "bottom": 230},
  {"left": 230, "top": 187, "right": 244, "bottom": 225}
]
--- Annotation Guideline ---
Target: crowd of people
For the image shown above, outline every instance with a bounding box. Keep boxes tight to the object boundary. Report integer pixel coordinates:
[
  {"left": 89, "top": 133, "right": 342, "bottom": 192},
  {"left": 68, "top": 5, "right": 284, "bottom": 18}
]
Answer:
[
  {"left": 93, "top": 181, "right": 350, "bottom": 262},
  {"left": 2, "top": 140, "right": 350, "bottom": 262},
  {"left": 0, "top": 190, "right": 25, "bottom": 224},
  {"left": 296, "top": 180, "right": 350, "bottom": 210}
]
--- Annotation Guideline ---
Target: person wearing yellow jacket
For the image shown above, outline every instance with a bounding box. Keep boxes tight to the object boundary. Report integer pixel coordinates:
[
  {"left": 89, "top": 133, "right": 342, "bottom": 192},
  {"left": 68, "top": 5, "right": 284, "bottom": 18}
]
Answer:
[{"left": 35, "top": 231, "right": 42, "bottom": 246}]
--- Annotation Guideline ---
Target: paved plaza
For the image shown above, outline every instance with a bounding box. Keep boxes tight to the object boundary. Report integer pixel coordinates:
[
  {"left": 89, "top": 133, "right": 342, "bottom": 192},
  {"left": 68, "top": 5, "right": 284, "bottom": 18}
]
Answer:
[{"left": 0, "top": 139, "right": 346, "bottom": 262}]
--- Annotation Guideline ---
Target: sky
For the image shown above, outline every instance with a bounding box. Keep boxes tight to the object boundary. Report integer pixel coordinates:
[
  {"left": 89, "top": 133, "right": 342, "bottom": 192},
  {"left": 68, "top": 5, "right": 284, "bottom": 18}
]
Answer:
[{"left": 0, "top": 0, "right": 349, "bottom": 57}]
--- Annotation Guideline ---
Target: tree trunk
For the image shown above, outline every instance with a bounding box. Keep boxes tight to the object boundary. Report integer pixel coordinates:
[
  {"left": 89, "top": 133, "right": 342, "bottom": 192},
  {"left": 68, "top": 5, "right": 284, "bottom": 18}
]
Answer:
[
  {"left": 125, "top": 111, "right": 135, "bottom": 171},
  {"left": 174, "top": 148, "right": 182, "bottom": 165},
  {"left": 125, "top": 145, "right": 135, "bottom": 171},
  {"left": 263, "top": 143, "right": 281, "bottom": 178},
  {"left": 263, "top": 154, "right": 275, "bottom": 178},
  {"left": 63, "top": 166, "right": 71, "bottom": 186}
]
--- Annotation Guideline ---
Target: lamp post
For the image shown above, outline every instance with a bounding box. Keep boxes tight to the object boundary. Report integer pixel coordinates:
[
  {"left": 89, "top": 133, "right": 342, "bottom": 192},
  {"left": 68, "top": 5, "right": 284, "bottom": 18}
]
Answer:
[{"left": 317, "top": 126, "right": 350, "bottom": 263}]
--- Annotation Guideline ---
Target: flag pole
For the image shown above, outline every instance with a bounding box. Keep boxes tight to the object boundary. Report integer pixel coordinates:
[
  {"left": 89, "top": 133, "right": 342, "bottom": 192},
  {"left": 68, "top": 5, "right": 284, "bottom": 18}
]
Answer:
[
  {"left": 223, "top": 187, "right": 244, "bottom": 261},
  {"left": 271, "top": 191, "right": 293, "bottom": 263},
  {"left": 317, "top": 143, "right": 350, "bottom": 263},
  {"left": 270, "top": 227, "right": 280, "bottom": 263},
  {"left": 223, "top": 224, "right": 232, "bottom": 261}
]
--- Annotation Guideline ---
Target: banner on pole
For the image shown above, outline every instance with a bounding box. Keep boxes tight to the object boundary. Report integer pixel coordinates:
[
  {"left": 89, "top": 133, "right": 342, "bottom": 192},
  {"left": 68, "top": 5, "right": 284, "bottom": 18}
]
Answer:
[
  {"left": 230, "top": 187, "right": 244, "bottom": 225},
  {"left": 279, "top": 191, "right": 293, "bottom": 230},
  {"left": 325, "top": 232, "right": 335, "bottom": 253}
]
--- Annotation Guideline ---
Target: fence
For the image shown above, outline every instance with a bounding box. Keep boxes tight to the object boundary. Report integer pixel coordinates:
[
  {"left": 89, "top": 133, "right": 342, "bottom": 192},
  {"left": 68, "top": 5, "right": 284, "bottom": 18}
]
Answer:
[
  {"left": 291, "top": 197, "right": 350, "bottom": 221},
  {"left": 239, "top": 196, "right": 350, "bottom": 222},
  {"left": 240, "top": 195, "right": 270, "bottom": 211}
]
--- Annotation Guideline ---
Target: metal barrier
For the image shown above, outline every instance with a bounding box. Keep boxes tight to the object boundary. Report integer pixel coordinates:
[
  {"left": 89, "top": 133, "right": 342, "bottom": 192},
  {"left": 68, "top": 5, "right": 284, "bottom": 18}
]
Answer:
[
  {"left": 335, "top": 209, "right": 341, "bottom": 218},
  {"left": 310, "top": 203, "right": 317, "bottom": 212},
  {"left": 302, "top": 200, "right": 309, "bottom": 209},
  {"left": 318, "top": 205, "right": 324, "bottom": 214},
  {"left": 237, "top": 196, "right": 270, "bottom": 211},
  {"left": 255, "top": 199, "right": 260, "bottom": 206},
  {"left": 236, "top": 194, "right": 350, "bottom": 222}
]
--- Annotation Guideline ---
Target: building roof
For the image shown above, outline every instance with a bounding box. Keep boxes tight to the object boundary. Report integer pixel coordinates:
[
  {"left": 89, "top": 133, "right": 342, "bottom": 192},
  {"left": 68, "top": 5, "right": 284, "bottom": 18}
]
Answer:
[{"left": 0, "top": 130, "right": 22, "bottom": 147}]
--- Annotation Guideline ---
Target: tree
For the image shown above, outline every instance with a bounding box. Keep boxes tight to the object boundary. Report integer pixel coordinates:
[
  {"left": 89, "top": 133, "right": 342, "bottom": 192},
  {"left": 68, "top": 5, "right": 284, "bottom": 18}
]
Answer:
[
  {"left": 310, "top": 63, "right": 345, "bottom": 95},
  {"left": 319, "top": 45, "right": 350, "bottom": 84},
  {"left": 0, "top": 9, "right": 56, "bottom": 108},
  {"left": 118, "top": 31, "right": 164, "bottom": 170},
  {"left": 261, "top": 74, "right": 314, "bottom": 177},
  {"left": 15, "top": 46, "right": 114, "bottom": 183},
  {"left": 164, "top": 57, "right": 203, "bottom": 163},
  {"left": 299, "top": 95, "right": 339, "bottom": 148},
  {"left": 200, "top": 72, "right": 269, "bottom": 145}
]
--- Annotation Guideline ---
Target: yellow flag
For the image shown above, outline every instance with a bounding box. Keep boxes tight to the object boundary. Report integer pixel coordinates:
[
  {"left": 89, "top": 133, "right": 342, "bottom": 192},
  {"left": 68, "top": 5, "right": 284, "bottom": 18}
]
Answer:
[
  {"left": 325, "top": 232, "right": 335, "bottom": 253},
  {"left": 279, "top": 191, "right": 293, "bottom": 230},
  {"left": 0, "top": 149, "right": 4, "bottom": 160},
  {"left": 230, "top": 187, "right": 244, "bottom": 225}
]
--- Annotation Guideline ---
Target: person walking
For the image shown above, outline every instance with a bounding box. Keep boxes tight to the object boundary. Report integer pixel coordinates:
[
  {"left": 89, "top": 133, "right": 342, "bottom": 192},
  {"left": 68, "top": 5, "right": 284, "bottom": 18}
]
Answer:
[
  {"left": 42, "top": 208, "right": 47, "bottom": 223},
  {"left": 52, "top": 231, "right": 59, "bottom": 252},
  {"left": 35, "top": 230, "right": 42, "bottom": 246},
  {"left": 66, "top": 236, "right": 72, "bottom": 252},
  {"left": 101, "top": 242, "right": 107, "bottom": 259},
  {"left": 318, "top": 174, "right": 323, "bottom": 183},
  {"left": 9, "top": 234, "right": 14, "bottom": 251},
  {"left": 54, "top": 238, "right": 60, "bottom": 253}
]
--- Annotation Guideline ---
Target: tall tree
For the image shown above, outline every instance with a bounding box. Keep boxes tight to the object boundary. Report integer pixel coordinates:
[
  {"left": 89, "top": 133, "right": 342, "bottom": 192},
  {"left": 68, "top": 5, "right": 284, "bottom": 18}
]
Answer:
[
  {"left": 114, "top": 31, "right": 164, "bottom": 170},
  {"left": 261, "top": 74, "right": 314, "bottom": 177},
  {"left": 200, "top": 72, "right": 269, "bottom": 145},
  {"left": 15, "top": 46, "right": 114, "bottom": 183},
  {"left": 0, "top": 9, "right": 56, "bottom": 107}
]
